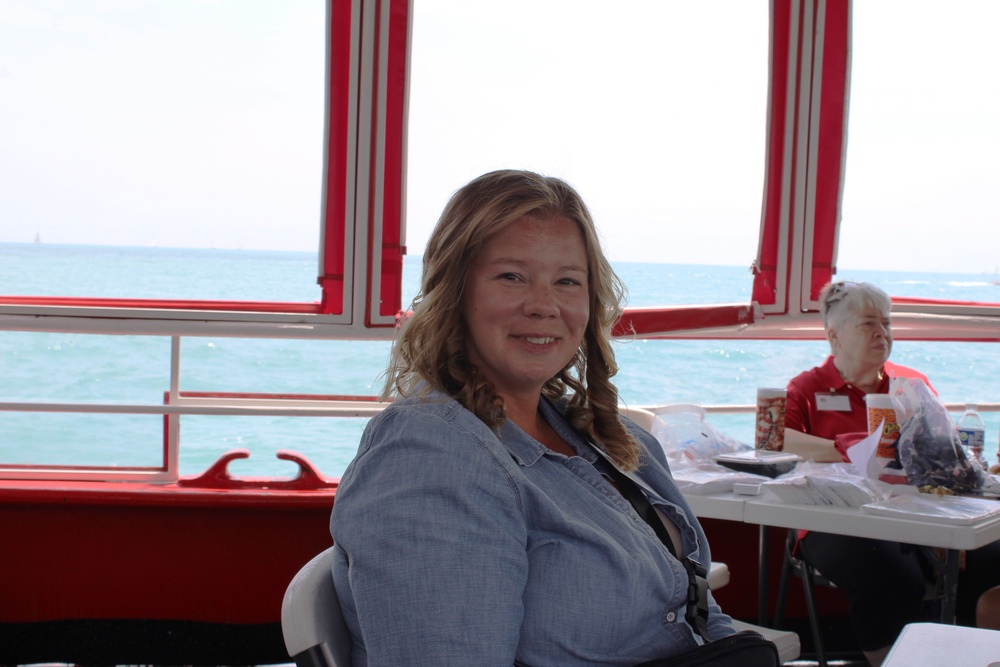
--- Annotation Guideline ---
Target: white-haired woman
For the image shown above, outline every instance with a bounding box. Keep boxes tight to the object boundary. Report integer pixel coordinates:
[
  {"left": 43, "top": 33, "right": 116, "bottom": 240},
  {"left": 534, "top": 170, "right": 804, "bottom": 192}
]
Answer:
[{"left": 784, "top": 280, "right": 1000, "bottom": 665}]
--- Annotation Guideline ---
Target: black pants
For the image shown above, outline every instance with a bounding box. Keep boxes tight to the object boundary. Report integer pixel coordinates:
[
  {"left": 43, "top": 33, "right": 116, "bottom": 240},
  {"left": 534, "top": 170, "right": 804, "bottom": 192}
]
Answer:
[{"left": 798, "top": 531, "right": 1000, "bottom": 650}]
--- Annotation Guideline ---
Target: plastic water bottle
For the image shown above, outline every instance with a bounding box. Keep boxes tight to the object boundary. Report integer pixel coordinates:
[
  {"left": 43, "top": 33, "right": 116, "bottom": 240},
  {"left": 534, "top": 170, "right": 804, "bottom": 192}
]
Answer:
[{"left": 957, "top": 404, "right": 986, "bottom": 468}]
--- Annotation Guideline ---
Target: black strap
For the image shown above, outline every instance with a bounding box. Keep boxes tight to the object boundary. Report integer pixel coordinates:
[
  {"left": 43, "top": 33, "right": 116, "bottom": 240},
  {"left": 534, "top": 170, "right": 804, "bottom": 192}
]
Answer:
[
  {"left": 587, "top": 442, "right": 712, "bottom": 642},
  {"left": 605, "top": 462, "right": 678, "bottom": 555}
]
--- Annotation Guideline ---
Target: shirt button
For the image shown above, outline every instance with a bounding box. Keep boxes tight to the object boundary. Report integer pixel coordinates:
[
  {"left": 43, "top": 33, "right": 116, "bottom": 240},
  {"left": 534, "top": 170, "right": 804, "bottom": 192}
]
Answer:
[{"left": 666, "top": 611, "right": 676, "bottom": 622}]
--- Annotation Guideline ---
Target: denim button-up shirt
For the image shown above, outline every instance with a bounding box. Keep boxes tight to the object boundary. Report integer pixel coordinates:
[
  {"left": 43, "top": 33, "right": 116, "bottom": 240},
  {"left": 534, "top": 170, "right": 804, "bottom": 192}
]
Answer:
[{"left": 330, "top": 390, "right": 734, "bottom": 665}]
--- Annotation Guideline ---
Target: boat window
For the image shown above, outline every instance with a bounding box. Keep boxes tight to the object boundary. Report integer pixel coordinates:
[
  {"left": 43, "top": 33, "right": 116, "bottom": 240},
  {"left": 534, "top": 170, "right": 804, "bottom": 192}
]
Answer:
[
  {"left": 839, "top": 1, "right": 999, "bottom": 275},
  {"left": 0, "top": 1, "right": 327, "bottom": 301},
  {"left": 0, "top": 0, "right": 769, "bottom": 482},
  {"left": 2, "top": 0, "right": 415, "bottom": 337},
  {"left": 406, "top": 0, "right": 768, "bottom": 277},
  {"left": 3, "top": 0, "right": 768, "bottom": 310}
]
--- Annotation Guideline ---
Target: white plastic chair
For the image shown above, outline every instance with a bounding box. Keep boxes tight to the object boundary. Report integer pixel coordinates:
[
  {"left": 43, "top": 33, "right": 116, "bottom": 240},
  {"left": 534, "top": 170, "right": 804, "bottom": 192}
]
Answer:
[
  {"left": 281, "top": 546, "right": 350, "bottom": 667},
  {"left": 708, "top": 560, "right": 730, "bottom": 589},
  {"left": 619, "top": 404, "right": 657, "bottom": 431}
]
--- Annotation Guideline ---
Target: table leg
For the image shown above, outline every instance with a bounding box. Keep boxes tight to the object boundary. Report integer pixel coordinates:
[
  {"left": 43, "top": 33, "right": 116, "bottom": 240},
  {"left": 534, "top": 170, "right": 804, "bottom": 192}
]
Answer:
[
  {"left": 920, "top": 545, "right": 960, "bottom": 624},
  {"left": 939, "top": 549, "right": 960, "bottom": 624},
  {"left": 758, "top": 524, "right": 769, "bottom": 626}
]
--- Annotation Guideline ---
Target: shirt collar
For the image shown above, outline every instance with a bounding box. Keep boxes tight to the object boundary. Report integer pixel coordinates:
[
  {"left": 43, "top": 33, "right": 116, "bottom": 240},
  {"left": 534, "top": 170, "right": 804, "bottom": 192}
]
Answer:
[
  {"left": 500, "top": 397, "right": 599, "bottom": 467},
  {"left": 817, "top": 356, "right": 850, "bottom": 393},
  {"left": 819, "top": 355, "right": 890, "bottom": 394}
]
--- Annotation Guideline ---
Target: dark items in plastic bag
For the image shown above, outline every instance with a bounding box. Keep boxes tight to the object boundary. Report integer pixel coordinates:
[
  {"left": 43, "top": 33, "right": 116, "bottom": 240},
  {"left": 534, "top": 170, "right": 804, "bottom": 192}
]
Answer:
[
  {"left": 899, "top": 412, "right": 981, "bottom": 492},
  {"left": 893, "top": 381, "right": 985, "bottom": 493}
]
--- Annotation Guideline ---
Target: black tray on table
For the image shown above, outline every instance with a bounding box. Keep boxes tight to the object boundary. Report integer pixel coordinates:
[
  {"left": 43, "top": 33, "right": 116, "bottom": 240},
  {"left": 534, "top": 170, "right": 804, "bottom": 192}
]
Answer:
[{"left": 713, "top": 450, "right": 801, "bottom": 478}]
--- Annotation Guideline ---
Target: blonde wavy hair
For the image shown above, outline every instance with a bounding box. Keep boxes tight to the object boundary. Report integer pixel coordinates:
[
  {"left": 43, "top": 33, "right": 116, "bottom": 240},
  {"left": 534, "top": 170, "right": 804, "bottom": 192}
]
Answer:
[{"left": 383, "top": 169, "right": 641, "bottom": 469}]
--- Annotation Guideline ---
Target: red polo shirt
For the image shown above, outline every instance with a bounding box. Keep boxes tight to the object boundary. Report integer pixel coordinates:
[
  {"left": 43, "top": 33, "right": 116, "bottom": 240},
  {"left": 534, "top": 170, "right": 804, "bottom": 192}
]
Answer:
[{"left": 785, "top": 356, "right": 933, "bottom": 460}]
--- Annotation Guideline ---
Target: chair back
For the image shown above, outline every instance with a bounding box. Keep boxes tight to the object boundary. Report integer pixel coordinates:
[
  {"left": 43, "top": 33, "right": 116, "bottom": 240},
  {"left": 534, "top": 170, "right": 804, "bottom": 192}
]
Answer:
[
  {"left": 619, "top": 405, "right": 657, "bottom": 431},
  {"left": 281, "top": 546, "right": 352, "bottom": 667}
]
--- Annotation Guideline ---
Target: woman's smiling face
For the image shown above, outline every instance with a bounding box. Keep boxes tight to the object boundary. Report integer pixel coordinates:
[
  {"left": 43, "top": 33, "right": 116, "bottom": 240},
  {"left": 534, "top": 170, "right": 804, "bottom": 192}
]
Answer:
[{"left": 462, "top": 214, "right": 590, "bottom": 403}]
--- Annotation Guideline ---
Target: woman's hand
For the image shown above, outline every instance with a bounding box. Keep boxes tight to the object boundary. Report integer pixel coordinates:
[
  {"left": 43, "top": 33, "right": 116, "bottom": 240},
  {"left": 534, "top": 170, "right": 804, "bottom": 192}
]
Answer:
[{"left": 782, "top": 429, "right": 844, "bottom": 462}]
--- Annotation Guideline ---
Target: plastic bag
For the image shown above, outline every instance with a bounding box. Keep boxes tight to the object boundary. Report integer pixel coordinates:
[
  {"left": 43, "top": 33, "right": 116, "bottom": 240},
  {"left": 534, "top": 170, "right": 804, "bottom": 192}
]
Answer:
[
  {"left": 861, "top": 493, "right": 1000, "bottom": 525},
  {"left": 649, "top": 404, "right": 750, "bottom": 463},
  {"left": 761, "top": 461, "right": 886, "bottom": 507},
  {"left": 888, "top": 378, "right": 986, "bottom": 493},
  {"left": 671, "top": 463, "right": 769, "bottom": 495}
]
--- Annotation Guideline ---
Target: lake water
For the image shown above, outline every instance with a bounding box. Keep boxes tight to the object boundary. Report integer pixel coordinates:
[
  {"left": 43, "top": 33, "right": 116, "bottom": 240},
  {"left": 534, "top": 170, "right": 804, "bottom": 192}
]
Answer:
[{"left": 3, "top": 242, "right": 1000, "bottom": 477}]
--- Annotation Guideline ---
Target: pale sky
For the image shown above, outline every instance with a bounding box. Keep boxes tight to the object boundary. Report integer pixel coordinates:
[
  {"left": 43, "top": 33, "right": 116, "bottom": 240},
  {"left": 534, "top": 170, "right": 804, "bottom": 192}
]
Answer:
[{"left": 1, "top": 0, "right": 998, "bottom": 273}]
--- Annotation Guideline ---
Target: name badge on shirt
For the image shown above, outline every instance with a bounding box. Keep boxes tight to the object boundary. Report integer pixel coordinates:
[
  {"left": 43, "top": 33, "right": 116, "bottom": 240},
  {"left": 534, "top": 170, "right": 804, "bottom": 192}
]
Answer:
[{"left": 816, "top": 393, "right": 851, "bottom": 411}]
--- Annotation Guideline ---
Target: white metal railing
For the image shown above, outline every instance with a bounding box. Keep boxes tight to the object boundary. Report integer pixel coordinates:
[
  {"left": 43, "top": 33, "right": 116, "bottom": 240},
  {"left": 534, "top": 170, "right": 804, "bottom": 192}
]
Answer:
[
  {"left": 4, "top": 331, "right": 1000, "bottom": 482},
  {"left": 676, "top": 404, "right": 1000, "bottom": 415},
  {"left": 3, "top": 388, "right": 997, "bottom": 482},
  {"left": 0, "top": 397, "right": 392, "bottom": 483},
  {"left": 0, "top": 336, "right": 392, "bottom": 483}
]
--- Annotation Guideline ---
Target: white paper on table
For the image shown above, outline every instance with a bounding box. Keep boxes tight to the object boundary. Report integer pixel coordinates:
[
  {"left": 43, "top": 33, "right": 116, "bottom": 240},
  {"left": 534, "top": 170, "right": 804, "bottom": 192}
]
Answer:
[{"left": 846, "top": 423, "right": 883, "bottom": 483}]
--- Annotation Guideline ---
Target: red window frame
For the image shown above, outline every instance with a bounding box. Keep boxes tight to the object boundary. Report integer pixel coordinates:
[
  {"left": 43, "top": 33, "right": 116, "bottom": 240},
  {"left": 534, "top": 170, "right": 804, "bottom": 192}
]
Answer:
[{"left": 0, "top": 0, "right": 411, "bottom": 338}]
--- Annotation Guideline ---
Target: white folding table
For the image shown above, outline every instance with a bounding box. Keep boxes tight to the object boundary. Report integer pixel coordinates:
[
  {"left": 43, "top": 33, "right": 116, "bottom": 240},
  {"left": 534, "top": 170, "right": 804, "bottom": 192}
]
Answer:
[
  {"left": 741, "top": 497, "right": 1000, "bottom": 623},
  {"left": 680, "top": 487, "right": 1000, "bottom": 624},
  {"left": 883, "top": 622, "right": 1000, "bottom": 666},
  {"left": 682, "top": 492, "right": 748, "bottom": 522}
]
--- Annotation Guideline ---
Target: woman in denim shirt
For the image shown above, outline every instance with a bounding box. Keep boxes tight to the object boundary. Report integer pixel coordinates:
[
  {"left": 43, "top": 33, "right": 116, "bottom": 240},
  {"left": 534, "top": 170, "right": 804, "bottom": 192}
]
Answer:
[{"left": 330, "top": 170, "right": 735, "bottom": 665}]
